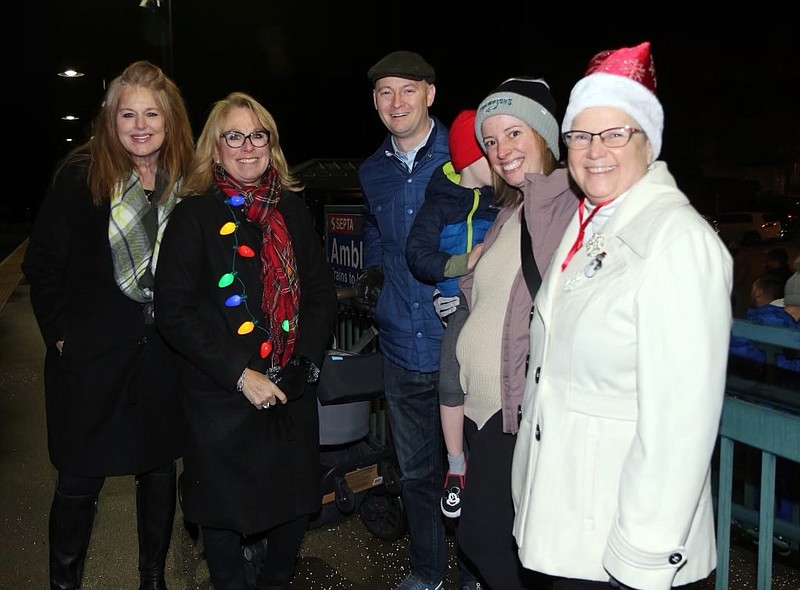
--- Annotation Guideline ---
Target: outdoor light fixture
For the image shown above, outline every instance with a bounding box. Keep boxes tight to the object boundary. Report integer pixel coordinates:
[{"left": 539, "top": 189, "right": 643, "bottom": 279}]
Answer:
[{"left": 58, "top": 69, "right": 84, "bottom": 78}]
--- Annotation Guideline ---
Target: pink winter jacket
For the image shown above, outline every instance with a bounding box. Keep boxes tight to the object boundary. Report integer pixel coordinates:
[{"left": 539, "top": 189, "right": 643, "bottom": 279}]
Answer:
[{"left": 457, "top": 168, "right": 580, "bottom": 434}]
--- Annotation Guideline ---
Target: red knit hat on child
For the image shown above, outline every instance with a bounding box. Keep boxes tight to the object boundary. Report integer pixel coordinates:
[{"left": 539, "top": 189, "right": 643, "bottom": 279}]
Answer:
[{"left": 449, "top": 109, "right": 483, "bottom": 173}]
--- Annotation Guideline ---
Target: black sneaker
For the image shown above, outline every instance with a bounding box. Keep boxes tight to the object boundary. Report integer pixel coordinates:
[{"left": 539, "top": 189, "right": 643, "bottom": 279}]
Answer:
[{"left": 441, "top": 472, "right": 465, "bottom": 518}]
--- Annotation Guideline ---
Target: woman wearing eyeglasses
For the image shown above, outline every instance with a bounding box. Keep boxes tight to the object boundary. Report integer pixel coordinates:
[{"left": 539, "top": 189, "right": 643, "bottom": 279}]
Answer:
[
  {"left": 510, "top": 43, "right": 733, "bottom": 590},
  {"left": 154, "top": 92, "right": 337, "bottom": 590},
  {"left": 23, "top": 60, "right": 193, "bottom": 590}
]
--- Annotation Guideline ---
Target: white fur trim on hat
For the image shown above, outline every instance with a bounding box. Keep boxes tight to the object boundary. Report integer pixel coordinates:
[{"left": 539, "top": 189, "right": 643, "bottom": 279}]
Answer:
[{"left": 562, "top": 72, "right": 664, "bottom": 160}]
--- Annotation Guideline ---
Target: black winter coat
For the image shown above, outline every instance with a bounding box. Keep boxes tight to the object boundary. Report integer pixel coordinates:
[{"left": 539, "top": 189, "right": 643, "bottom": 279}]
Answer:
[
  {"left": 154, "top": 186, "right": 337, "bottom": 534},
  {"left": 22, "top": 160, "right": 183, "bottom": 476}
]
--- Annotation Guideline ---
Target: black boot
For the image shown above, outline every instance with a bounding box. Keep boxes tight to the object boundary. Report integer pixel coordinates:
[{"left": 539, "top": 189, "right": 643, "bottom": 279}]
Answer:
[
  {"left": 136, "top": 464, "right": 177, "bottom": 590},
  {"left": 49, "top": 490, "right": 97, "bottom": 590}
]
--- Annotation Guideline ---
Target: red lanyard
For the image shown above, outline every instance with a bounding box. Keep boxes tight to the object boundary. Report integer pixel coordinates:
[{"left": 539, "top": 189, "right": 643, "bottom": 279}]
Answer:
[{"left": 560, "top": 199, "right": 606, "bottom": 272}]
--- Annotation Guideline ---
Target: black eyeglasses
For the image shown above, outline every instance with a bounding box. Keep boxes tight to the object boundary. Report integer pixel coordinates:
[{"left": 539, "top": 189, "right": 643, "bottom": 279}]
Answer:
[
  {"left": 562, "top": 125, "right": 642, "bottom": 150},
  {"left": 219, "top": 130, "right": 270, "bottom": 148}
]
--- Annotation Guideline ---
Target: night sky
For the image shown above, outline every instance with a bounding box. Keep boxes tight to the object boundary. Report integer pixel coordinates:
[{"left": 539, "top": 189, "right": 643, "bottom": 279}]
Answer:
[{"left": 21, "top": 4, "right": 800, "bottom": 221}]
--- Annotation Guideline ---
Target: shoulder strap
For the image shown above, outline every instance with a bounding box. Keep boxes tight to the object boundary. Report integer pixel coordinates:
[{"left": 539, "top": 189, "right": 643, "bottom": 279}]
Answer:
[{"left": 519, "top": 206, "right": 542, "bottom": 299}]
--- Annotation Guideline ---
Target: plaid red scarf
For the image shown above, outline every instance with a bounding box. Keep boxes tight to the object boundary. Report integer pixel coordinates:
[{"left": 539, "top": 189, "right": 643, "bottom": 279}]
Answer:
[{"left": 214, "top": 163, "right": 299, "bottom": 366}]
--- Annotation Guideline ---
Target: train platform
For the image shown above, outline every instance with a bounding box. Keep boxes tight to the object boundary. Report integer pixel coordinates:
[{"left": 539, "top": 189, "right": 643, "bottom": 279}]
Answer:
[{"left": 1, "top": 235, "right": 799, "bottom": 589}]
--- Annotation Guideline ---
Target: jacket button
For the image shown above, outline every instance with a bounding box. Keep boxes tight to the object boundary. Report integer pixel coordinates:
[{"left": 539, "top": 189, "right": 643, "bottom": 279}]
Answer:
[
  {"left": 535, "top": 367, "right": 541, "bottom": 383},
  {"left": 668, "top": 553, "right": 683, "bottom": 564},
  {"left": 535, "top": 424, "right": 541, "bottom": 441}
]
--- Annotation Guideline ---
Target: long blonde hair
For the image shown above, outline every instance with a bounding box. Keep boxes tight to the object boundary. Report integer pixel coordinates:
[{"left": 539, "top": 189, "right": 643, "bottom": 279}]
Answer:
[
  {"left": 63, "top": 60, "right": 194, "bottom": 206},
  {"left": 182, "top": 92, "right": 303, "bottom": 196}
]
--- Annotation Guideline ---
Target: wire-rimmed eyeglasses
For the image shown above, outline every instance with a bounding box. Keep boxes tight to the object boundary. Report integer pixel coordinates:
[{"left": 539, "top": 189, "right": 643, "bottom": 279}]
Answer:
[
  {"left": 220, "top": 130, "right": 270, "bottom": 148},
  {"left": 562, "top": 125, "right": 642, "bottom": 150}
]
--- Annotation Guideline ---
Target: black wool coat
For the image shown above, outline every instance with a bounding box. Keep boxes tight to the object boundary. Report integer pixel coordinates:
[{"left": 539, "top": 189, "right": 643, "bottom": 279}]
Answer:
[
  {"left": 154, "top": 186, "right": 337, "bottom": 534},
  {"left": 22, "top": 160, "right": 183, "bottom": 476}
]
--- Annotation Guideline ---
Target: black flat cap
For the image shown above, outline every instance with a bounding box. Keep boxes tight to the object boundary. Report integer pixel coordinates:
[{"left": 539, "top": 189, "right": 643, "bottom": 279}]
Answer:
[{"left": 367, "top": 50, "right": 435, "bottom": 85}]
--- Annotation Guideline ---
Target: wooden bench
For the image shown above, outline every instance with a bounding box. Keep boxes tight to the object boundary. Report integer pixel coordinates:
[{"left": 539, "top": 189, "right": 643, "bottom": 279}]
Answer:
[{"left": 0, "top": 239, "right": 27, "bottom": 314}]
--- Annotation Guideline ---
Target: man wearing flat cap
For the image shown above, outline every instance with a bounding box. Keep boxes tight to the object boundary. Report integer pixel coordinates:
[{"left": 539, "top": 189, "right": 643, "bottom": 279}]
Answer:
[{"left": 357, "top": 50, "right": 454, "bottom": 590}]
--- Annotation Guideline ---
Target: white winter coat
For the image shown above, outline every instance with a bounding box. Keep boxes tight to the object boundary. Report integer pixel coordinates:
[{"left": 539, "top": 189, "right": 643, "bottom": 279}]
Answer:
[{"left": 511, "top": 162, "right": 733, "bottom": 589}]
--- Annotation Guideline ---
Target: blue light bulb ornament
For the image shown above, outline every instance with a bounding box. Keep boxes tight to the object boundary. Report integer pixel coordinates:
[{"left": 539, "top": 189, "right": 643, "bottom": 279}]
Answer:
[
  {"left": 225, "top": 294, "right": 246, "bottom": 307},
  {"left": 226, "top": 194, "right": 245, "bottom": 207}
]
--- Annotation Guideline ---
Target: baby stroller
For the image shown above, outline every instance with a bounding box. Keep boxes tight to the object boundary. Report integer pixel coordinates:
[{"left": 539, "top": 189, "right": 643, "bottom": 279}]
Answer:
[{"left": 309, "top": 289, "right": 407, "bottom": 542}]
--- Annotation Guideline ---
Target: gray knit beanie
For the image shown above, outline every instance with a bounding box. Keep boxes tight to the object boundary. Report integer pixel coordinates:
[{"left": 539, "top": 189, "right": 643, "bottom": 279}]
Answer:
[
  {"left": 475, "top": 77, "right": 560, "bottom": 160},
  {"left": 785, "top": 272, "right": 800, "bottom": 306}
]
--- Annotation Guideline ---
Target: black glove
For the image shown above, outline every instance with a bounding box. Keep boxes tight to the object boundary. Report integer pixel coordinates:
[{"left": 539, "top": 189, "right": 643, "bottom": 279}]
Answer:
[
  {"left": 354, "top": 265, "right": 384, "bottom": 304},
  {"left": 274, "top": 363, "right": 308, "bottom": 402},
  {"left": 270, "top": 354, "right": 320, "bottom": 402}
]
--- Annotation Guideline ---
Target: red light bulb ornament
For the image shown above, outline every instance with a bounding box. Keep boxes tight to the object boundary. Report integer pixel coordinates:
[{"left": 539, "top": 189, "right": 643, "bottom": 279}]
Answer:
[
  {"left": 260, "top": 341, "right": 273, "bottom": 359},
  {"left": 237, "top": 245, "right": 255, "bottom": 257}
]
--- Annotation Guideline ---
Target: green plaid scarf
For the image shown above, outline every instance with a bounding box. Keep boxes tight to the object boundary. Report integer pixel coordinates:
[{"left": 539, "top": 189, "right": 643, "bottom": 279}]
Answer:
[{"left": 109, "top": 172, "right": 179, "bottom": 303}]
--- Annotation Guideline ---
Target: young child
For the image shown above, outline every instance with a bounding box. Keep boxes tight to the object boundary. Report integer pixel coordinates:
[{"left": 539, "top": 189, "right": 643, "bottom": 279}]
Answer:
[{"left": 406, "top": 109, "right": 497, "bottom": 517}]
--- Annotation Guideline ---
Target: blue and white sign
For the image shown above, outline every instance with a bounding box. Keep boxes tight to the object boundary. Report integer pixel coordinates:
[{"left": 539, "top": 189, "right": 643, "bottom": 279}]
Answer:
[{"left": 324, "top": 205, "right": 364, "bottom": 288}]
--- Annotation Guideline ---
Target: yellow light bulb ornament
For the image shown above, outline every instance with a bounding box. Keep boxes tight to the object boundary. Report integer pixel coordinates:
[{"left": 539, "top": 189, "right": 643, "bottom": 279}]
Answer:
[
  {"left": 220, "top": 222, "right": 237, "bottom": 235},
  {"left": 238, "top": 321, "right": 255, "bottom": 335}
]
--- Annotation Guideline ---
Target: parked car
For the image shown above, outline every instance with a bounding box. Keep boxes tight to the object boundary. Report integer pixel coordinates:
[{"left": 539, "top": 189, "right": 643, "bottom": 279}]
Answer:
[{"left": 714, "top": 211, "right": 784, "bottom": 249}]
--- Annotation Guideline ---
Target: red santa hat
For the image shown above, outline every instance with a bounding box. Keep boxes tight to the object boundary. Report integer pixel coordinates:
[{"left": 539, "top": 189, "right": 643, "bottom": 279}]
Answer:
[
  {"left": 449, "top": 109, "right": 484, "bottom": 173},
  {"left": 562, "top": 41, "right": 664, "bottom": 160}
]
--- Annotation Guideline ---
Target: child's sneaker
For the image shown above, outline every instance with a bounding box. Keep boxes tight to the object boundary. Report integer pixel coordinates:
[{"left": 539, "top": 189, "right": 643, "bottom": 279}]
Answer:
[{"left": 441, "top": 472, "right": 465, "bottom": 518}]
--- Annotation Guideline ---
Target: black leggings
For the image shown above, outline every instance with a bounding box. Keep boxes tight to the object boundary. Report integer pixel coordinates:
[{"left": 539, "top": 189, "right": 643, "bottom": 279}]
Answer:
[
  {"left": 202, "top": 515, "right": 310, "bottom": 590},
  {"left": 56, "top": 462, "right": 176, "bottom": 496},
  {"left": 458, "top": 412, "right": 547, "bottom": 590}
]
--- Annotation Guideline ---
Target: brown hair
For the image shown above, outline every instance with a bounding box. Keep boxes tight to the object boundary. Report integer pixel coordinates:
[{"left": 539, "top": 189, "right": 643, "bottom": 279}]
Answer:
[
  {"left": 181, "top": 92, "right": 303, "bottom": 197},
  {"left": 63, "top": 60, "right": 194, "bottom": 206},
  {"left": 491, "top": 131, "right": 558, "bottom": 209}
]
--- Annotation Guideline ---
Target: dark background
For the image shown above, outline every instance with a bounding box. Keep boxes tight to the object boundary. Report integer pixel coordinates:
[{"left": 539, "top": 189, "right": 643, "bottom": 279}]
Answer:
[{"left": 19, "top": 4, "right": 800, "bottom": 223}]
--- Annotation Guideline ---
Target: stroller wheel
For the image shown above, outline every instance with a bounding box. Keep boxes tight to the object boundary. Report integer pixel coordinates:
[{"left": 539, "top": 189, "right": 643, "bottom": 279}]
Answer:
[
  {"left": 334, "top": 475, "right": 356, "bottom": 514},
  {"left": 359, "top": 488, "right": 407, "bottom": 542}
]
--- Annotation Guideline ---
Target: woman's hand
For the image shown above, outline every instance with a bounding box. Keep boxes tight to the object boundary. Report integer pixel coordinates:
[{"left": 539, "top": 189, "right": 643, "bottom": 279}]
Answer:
[{"left": 239, "top": 368, "right": 287, "bottom": 409}]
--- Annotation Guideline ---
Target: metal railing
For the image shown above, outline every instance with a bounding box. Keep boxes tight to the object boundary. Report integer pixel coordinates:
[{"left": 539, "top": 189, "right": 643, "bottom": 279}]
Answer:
[{"left": 716, "top": 319, "right": 800, "bottom": 589}]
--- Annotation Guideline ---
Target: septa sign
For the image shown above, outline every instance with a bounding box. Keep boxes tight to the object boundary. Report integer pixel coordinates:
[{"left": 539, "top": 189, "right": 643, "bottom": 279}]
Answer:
[{"left": 324, "top": 206, "right": 364, "bottom": 288}]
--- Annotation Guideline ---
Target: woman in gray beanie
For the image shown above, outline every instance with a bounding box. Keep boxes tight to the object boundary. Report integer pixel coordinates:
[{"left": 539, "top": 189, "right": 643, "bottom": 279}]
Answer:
[{"left": 445, "top": 76, "right": 580, "bottom": 589}]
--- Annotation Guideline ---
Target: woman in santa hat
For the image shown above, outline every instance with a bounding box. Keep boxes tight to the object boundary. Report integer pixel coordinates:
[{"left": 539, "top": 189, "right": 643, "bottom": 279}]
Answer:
[{"left": 510, "top": 42, "right": 733, "bottom": 590}]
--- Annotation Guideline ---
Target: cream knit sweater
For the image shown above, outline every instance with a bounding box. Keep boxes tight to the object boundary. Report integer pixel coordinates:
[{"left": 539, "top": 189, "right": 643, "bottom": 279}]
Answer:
[{"left": 457, "top": 206, "right": 521, "bottom": 429}]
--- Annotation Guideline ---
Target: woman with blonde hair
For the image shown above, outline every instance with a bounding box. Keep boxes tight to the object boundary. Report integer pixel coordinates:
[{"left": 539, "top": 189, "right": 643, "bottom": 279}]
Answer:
[{"left": 155, "top": 92, "right": 337, "bottom": 590}]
